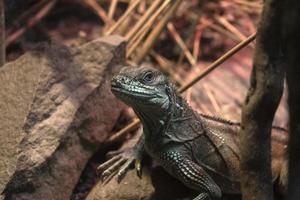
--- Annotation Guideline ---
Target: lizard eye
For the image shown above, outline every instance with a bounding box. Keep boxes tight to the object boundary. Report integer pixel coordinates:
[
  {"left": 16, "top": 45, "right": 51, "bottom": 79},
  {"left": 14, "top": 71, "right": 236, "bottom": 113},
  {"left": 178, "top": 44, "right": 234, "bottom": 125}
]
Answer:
[{"left": 142, "top": 71, "right": 154, "bottom": 84}]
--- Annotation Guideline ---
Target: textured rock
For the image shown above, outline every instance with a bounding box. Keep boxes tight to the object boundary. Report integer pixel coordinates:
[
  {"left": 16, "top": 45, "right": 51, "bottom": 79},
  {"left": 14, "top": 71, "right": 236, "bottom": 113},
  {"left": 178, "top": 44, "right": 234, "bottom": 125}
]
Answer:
[
  {"left": 0, "top": 47, "right": 42, "bottom": 198},
  {"left": 1, "top": 35, "right": 126, "bottom": 200},
  {"left": 86, "top": 168, "right": 154, "bottom": 200}
]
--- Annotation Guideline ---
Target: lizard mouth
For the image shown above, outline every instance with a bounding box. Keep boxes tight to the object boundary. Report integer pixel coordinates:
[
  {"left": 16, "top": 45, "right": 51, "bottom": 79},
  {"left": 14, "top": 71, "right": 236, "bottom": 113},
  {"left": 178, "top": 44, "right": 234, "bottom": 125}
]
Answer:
[{"left": 111, "top": 77, "right": 162, "bottom": 104}]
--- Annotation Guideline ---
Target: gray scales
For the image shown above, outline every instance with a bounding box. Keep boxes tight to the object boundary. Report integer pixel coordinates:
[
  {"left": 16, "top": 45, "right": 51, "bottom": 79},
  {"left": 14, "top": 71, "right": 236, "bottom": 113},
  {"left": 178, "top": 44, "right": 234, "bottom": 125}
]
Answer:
[{"left": 98, "top": 66, "right": 288, "bottom": 200}]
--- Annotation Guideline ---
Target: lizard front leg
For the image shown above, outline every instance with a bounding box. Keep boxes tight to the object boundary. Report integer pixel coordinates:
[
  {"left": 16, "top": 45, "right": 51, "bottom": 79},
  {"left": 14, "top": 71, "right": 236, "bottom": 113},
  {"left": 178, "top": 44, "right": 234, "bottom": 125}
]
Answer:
[
  {"left": 97, "top": 134, "right": 145, "bottom": 182},
  {"left": 159, "top": 150, "right": 222, "bottom": 200}
]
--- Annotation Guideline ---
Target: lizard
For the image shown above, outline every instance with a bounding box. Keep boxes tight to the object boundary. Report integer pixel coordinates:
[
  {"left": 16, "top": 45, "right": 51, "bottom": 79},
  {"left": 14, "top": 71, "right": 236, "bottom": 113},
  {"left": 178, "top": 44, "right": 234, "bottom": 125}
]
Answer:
[{"left": 97, "top": 65, "right": 288, "bottom": 200}]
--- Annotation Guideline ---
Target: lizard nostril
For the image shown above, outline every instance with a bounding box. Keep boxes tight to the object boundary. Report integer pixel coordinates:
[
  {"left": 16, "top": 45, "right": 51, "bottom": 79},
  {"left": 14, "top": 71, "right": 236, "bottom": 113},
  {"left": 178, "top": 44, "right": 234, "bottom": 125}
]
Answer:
[{"left": 119, "top": 76, "right": 128, "bottom": 83}]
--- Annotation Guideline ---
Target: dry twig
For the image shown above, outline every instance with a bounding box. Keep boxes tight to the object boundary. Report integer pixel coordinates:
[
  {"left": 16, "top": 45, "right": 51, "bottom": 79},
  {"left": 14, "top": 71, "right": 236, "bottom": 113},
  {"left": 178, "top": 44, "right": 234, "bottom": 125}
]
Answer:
[
  {"left": 150, "top": 50, "right": 184, "bottom": 84},
  {"left": 108, "top": 0, "right": 118, "bottom": 20},
  {"left": 84, "top": 0, "right": 110, "bottom": 24},
  {"left": 7, "top": 0, "right": 50, "bottom": 33},
  {"left": 6, "top": 0, "right": 58, "bottom": 47},
  {"left": 127, "top": 0, "right": 171, "bottom": 56},
  {"left": 178, "top": 33, "right": 256, "bottom": 92},
  {"left": 216, "top": 16, "right": 247, "bottom": 41},
  {"left": 134, "top": 0, "right": 182, "bottom": 63},
  {"left": 125, "top": 0, "right": 164, "bottom": 41},
  {"left": 105, "top": 0, "right": 141, "bottom": 35},
  {"left": 193, "top": 24, "right": 203, "bottom": 63},
  {"left": 202, "top": 18, "right": 241, "bottom": 42},
  {"left": 167, "top": 23, "right": 197, "bottom": 67},
  {"left": 203, "top": 83, "right": 221, "bottom": 112},
  {"left": 231, "top": 0, "right": 262, "bottom": 9}
]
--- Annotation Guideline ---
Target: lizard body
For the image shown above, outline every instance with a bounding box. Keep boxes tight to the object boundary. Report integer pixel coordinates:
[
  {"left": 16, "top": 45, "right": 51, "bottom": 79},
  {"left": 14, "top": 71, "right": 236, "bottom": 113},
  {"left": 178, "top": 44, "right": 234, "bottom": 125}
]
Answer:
[{"left": 98, "top": 66, "right": 288, "bottom": 200}]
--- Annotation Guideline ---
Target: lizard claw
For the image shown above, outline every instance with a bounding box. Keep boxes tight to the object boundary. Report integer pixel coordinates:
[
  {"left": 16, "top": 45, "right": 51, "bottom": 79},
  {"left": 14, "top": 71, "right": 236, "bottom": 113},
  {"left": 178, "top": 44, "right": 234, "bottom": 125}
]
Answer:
[
  {"left": 106, "top": 149, "right": 124, "bottom": 159},
  {"left": 135, "top": 159, "right": 142, "bottom": 178},
  {"left": 100, "top": 157, "right": 126, "bottom": 181},
  {"left": 97, "top": 148, "right": 143, "bottom": 183},
  {"left": 97, "top": 155, "right": 122, "bottom": 174},
  {"left": 117, "top": 157, "right": 135, "bottom": 182},
  {"left": 193, "top": 193, "right": 210, "bottom": 200}
]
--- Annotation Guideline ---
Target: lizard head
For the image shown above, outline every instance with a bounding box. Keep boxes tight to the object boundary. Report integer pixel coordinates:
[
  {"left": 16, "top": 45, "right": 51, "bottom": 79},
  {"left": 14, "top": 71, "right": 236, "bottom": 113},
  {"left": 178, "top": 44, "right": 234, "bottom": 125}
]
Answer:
[{"left": 111, "top": 66, "right": 174, "bottom": 113}]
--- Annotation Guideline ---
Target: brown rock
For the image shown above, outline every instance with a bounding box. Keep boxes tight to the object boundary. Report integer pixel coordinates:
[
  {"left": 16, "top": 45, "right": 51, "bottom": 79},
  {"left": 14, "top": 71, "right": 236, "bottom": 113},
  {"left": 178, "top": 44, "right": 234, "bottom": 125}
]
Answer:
[
  {"left": 0, "top": 47, "right": 42, "bottom": 198},
  {"left": 86, "top": 169, "right": 154, "bottom": 200},
  {"left": 0, "top": 35, "right": 126, "bottom": 200}
]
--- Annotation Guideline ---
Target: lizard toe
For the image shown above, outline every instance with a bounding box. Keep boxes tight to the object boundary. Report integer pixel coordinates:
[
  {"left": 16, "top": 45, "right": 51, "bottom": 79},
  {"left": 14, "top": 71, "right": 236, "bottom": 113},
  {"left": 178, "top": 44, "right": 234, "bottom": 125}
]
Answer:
[
  {"left": 101, "top": 158, "right": 127, "bottom": 182},
  {"left": 97, "top": 155, "right": 122, "bottom": 174},
  {"left": 193, "top": 193, "right": 211, "bottom": 200},
  {"left": 117, "top": 158, "right": 135, "bottom": 182}
]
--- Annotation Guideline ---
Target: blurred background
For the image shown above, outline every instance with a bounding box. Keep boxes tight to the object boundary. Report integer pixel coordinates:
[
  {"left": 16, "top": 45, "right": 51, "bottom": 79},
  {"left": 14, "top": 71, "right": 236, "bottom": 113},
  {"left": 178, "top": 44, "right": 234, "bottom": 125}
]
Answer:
[{"left": 5, "top": 0, "right": 287, "bottom": 122}]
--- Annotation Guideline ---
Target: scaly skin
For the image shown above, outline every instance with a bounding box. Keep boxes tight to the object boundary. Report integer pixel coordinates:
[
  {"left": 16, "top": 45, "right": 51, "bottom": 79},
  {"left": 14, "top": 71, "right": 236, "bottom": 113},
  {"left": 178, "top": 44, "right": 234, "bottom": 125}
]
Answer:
[{"left": 98, "top": 66, "right": 288, "bottom": 200}]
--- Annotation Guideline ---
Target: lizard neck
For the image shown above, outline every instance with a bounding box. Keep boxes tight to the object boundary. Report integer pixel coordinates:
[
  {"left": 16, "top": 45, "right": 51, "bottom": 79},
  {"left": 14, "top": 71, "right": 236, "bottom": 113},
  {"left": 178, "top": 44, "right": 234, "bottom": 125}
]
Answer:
[
  {"left": 169, "top": 92, "right": 192, "bottom": 120},
  {"left": 133, "top": 105, "right": 168, "bottom": 136},
  {"left": 134, "top": 88, "right": 192, "bottom": 140}
]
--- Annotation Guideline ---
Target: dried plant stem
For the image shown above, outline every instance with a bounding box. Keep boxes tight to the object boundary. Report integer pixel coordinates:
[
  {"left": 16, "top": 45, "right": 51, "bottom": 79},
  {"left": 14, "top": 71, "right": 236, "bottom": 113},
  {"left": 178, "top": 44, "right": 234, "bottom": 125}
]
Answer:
[
  {"left": 127, "top": 0, "right": 171, "bottom": 57},
  {"left": 215, "top": 16, "right": 254, "bottom": 48},
  {"left": 125, "top": 0, "right": 164, "bottom": 41},
  {"left": 8, "top": 0, "right": 50, "bottom": 33},
  {"left": 202, "top": 19, "right": 241, "bottom": 42},
  {"left": 179, "top": 33, "right": 256, "bottom": 92},
  {"left": 232, "top": 0, "right": 262, "bottom": 9},
  {"left": 105, "top": 0, "right": 140, "bottom": 35},
  {"left": 203, "top": 83, "right": 221, "bottom": 112},
  {"left": 109, "top": 33, "right": 256, "bottom": 142},
  {"left": 0, "top": 0, "right": 5, "bottom": 66},
  {"left": 107, "top": 118, "right": 140, "bottom": 142},
  {"left": 177, "top": 51, "right": 185, "bottom": 66},
  {"left": 108, "top": 0, "right": 118, "bottom": 20},
  {"left": 129, "top": 0, "right": 170, "bottom": 45},
  {"left": 150, "top": 50, "right": 184, "bottom": 84},
  {"left": 126, "top": 27, "right": 148, "bottom": 58},
  {"left": 84, "top": 0, "right": 110, "bottom": 24},
  {"left": 193, "top": 25, "right": 203, "bottom": 63},
  {"left": 126, "top": 27, "right": 153, "bottom": 57},
  {"left": 6, "top": 0, "right": 57, "bottom": 47},
  {"left": 134, "top": 0, "right": 183, "bottom": 63},
  {"left": 138, "top": 0, "right": 146, "bottom": 13},
  {"left": 167, "top": 23, "right": 197, "bottom": 67},
  {"left": 216, "top": 16, "right": 247, "bottom": 41}
]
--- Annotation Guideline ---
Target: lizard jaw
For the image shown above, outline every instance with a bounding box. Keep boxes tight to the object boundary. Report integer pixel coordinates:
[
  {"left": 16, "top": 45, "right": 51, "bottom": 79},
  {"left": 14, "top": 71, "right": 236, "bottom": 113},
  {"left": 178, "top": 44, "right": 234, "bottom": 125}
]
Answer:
[{"left": 111, "top": 76, "right": 167, "bottom": 107}]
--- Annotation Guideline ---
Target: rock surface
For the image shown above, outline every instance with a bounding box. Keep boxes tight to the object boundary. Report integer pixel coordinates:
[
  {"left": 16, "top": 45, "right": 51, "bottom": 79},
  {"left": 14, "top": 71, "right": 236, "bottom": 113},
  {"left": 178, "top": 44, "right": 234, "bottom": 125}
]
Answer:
[
  {"left": 0, "top": 35, "right": 126, "bottom": 200},
  {"left": 0, "top": 47, "right": 43, "bottom": 197},
  {"left": 87, "top": 168, "right": 154, "bottom": 200}
]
